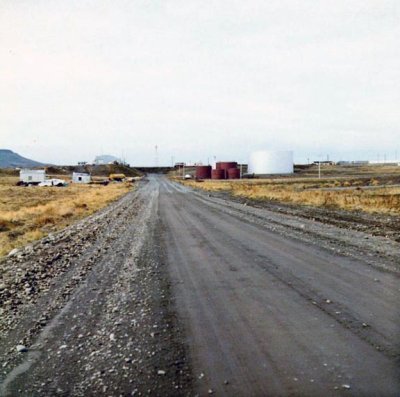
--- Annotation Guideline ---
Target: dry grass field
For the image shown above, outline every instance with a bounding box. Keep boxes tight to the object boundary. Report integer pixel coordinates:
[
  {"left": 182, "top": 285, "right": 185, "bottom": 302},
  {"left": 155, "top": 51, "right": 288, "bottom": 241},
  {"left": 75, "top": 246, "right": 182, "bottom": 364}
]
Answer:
[
  {"left": 0, "top": 176, "right": 132, "bottom": 257},
  {"left": 180, "top": 168, "right": 400, "bottom": 215}
]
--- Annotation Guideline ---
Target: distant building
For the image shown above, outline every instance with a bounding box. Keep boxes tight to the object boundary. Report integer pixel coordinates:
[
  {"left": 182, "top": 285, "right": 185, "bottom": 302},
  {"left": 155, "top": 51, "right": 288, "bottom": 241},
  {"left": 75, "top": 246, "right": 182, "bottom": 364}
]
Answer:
[
  {"left": 312, "top": 161, "right": 335, "bottom": 166},
  {"left": 19, "top": 169, "right": 46, "bottom": 184},
  {"left": 338, "top": 160, "right": 400, "bottom": 166},
  {"left": 72, "top": 172, "right": 91, "bottom": 183},
  {"left": 337, "top": 161, "right": 368, "bottom": 166},
  {"left": 93, "top": 155, "right": 121, "bottom": 165},
  {"left": 368, "top": 160, "right": 400, "bottom": 166}
]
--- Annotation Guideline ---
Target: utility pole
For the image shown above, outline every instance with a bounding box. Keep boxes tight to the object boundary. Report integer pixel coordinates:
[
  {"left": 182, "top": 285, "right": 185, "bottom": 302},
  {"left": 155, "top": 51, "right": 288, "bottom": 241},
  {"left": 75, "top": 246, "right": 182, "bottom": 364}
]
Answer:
[{"left": 154, "top": 145, "right": 159, "bottom": 167}]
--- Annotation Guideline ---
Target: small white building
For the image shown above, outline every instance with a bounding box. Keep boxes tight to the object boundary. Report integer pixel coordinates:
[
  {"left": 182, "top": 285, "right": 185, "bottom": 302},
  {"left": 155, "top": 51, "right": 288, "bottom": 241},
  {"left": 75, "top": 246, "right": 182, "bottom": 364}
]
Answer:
[
  {"left": 72, "top": 172, "right": 91, "bottom": 183},
  {"left": 19, "top": 169, "right": 46, "bottom": 184}
]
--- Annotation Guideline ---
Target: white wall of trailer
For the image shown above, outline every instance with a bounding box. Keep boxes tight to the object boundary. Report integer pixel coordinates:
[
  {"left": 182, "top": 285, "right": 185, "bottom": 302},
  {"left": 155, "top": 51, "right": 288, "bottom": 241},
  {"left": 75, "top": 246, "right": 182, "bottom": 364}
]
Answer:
[
  {"left": 20, "top": 169, "right": 46, "bottom": 183},
  {"left": 72, "top": 172, "right": 91, "bottom": 183},
  {"left": 248, "top": 151, "right": 293, "bottom": 174}
]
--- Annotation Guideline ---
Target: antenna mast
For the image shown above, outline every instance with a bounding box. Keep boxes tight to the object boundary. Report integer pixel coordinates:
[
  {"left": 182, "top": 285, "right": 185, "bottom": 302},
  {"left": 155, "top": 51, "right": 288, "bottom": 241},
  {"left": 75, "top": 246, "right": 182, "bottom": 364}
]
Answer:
[{"left": 155, "top": 145, "right": 158, "bottom": 167}]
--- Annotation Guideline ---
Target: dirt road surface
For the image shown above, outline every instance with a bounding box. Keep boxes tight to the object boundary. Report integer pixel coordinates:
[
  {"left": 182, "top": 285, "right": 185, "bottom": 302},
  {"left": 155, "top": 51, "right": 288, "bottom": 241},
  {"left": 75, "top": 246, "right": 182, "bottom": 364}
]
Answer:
[{"left": 1, "top": 175, "right": 399, "bottom": 396}]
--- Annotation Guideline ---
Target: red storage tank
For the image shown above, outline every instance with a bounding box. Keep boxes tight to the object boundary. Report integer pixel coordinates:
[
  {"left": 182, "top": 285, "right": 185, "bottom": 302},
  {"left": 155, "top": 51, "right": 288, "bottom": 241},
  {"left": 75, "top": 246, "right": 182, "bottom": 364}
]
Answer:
[
  {"left": 211, "top": 169, "right": 225, "bottom": 179},
  {"left": 227, "top": 168, "right": 240, "bottom": 179},
  {"left": 216, "top": 162, "right": 237, "bottom": 171},
  {"left": 196, "top": 165, "right": 212, "bottom": 179},
  {"left": 216, "top": 162, "right": 238, "bottom": 178}
]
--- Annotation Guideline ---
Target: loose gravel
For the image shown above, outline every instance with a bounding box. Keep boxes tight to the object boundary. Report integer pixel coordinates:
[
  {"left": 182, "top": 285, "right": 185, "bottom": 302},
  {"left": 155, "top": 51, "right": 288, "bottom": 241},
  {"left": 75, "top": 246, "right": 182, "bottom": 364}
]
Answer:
[{"left": 0, "top": 181, "right": 192, "bottom": 396}]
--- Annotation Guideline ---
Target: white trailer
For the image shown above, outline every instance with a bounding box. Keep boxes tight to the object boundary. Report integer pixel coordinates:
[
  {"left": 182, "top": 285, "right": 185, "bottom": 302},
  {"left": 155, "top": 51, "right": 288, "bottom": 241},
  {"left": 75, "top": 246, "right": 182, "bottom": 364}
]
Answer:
[
  {"left": 72, "top": 172, "right": 91, "bottom": 183},
  {"left": 19, "top": 169, "right": 46, "bottom": 185}
]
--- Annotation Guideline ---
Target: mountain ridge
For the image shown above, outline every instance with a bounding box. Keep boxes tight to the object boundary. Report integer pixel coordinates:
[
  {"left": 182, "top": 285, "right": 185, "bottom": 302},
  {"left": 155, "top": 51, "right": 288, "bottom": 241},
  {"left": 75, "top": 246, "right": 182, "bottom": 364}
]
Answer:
[{"left": 0, "top": 149, "right": 47, "bottom": 168}]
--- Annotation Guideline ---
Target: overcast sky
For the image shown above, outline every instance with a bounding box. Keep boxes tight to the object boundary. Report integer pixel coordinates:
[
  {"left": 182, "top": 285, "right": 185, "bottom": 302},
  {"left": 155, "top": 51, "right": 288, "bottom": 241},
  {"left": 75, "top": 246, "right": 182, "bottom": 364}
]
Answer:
[{"left": 1, "top": 0, "right": 399, "bottom": 165}]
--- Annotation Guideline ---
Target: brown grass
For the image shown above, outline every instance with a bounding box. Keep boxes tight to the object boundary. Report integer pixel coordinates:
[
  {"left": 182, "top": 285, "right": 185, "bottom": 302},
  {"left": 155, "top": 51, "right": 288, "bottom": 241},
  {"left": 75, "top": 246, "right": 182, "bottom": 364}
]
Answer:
[
  {"left": 180, "top": 178, "right": 400, "bottom": 215},
  {"left": 0, "top": 178, "right": 132, "bottom": 257}
]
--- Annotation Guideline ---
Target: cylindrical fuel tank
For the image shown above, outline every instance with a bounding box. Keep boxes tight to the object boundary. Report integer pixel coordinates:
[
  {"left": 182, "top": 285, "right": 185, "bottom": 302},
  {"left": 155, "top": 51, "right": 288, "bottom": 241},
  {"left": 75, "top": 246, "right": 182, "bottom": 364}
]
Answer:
[
  {"left": 211, "top": 169, "right": 225, "bottom": 179},
  {"left": 195, "top": 165, "right": 212, "bottom": 179},
  {"left": 248, "top": 151, "right": 293, "bottom": 175},
  {"left": 216, "top": 162, "right": 237, "bottom": 171},
  {"left": 227, "top": 168, "right": 240, "bottom": 179}
]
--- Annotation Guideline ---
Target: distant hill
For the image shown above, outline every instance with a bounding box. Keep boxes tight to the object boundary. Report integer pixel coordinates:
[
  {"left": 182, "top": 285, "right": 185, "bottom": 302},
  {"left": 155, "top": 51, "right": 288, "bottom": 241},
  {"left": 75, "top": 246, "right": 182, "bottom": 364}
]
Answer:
[{"left": 0, "top": 149, "right": 46, "bottom": 168}]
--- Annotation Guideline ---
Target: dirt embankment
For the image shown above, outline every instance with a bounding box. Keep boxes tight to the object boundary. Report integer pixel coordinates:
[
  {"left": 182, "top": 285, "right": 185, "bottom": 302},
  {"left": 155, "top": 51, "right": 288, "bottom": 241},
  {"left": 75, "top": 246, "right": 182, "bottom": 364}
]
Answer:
[
  {"left": 211, "top": 190, "right": 400, "bottom": 243},
  {"left": 179, "top": 178, "right": 400, "bottom": 243},
  {"left": 182, "top": 177, "right": 400, "bottom": 215}
]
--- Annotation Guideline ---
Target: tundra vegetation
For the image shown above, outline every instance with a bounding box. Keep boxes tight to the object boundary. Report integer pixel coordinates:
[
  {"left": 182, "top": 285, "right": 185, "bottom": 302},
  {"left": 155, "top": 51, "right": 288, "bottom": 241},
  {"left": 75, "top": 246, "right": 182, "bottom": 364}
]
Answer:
[
  {"left": 180, "top": 166, "right": 400, "bottom": 215},
  {"left": 0, "top": 176, "right": 132, "bottom": 257}
]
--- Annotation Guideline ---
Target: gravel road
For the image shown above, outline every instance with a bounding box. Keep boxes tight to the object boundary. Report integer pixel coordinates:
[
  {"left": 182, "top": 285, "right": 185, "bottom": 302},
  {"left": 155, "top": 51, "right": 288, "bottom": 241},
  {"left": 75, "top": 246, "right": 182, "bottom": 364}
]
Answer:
[{"left": 1, "top": 175, "right": 399, "bottom": 396}]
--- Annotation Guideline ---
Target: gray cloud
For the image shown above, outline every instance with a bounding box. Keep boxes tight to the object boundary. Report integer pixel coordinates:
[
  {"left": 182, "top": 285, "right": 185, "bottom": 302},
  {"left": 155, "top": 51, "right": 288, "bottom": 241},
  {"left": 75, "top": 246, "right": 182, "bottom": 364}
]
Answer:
[{"left": 1, "top": 0, "right": 399, "bottom": 165}]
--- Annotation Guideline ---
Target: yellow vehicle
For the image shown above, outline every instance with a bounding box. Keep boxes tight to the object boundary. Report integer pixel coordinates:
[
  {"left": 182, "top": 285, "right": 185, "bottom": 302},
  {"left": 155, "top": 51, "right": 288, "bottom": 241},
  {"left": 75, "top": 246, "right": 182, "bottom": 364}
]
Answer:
[{"left": 109, "top": 173, "right": 126, "bottom": 182}]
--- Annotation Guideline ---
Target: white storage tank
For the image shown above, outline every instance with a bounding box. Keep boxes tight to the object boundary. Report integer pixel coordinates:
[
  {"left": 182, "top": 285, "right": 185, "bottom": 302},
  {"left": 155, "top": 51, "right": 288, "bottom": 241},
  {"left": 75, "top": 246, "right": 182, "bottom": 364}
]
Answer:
[{"left": 248, "top": 150, "right": 293, "bottom": 175}]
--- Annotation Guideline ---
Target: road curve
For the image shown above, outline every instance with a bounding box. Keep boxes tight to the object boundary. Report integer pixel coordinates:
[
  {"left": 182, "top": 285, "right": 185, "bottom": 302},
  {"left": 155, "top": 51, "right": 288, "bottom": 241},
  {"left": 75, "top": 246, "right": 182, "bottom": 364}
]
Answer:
[{"left": 158, "top": 176, "right": 400, "bottom": 396}]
